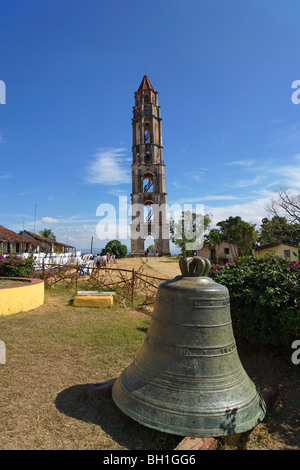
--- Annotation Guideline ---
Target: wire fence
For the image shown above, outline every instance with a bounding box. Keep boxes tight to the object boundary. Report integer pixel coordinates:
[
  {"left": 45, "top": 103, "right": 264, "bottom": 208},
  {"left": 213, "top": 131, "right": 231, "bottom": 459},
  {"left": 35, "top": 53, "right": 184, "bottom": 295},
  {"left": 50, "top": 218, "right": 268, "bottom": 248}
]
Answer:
[{"left": 41, "top": 259, "right": 169, "bottom": 310}]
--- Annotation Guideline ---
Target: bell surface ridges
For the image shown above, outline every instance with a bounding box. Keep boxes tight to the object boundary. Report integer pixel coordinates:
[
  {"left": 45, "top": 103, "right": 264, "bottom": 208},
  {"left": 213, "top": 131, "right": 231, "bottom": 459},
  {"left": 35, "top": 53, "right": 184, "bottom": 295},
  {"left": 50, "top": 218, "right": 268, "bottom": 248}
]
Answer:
[{"left": 112, "top": 256, "right": 266, "bottom": 437}]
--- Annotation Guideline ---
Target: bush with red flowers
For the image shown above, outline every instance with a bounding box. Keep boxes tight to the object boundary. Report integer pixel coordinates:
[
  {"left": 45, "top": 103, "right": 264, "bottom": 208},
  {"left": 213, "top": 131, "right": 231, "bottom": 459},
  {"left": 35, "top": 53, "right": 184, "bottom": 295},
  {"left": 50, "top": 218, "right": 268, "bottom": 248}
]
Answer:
[
  {"left": 0, "top": 254, "right": 37, "bottom": 278},
  {"left": 210, "top": 254, "right": 300, "bottom": 355}
]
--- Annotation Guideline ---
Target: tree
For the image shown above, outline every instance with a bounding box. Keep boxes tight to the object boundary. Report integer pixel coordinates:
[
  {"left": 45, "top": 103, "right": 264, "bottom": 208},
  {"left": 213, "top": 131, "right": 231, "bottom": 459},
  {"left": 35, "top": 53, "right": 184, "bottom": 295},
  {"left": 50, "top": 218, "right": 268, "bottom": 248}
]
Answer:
[
  {"left": 39, "top": 228, "right": 56, "bottom": 241},
  {"left": 209, "top": 216, "right": 258, "bottom": 257},
  {"left": 147, "top": 244, "right": 155, "bottom": 253},
  {"left": 101, "top": 239, "right": 128, "bottom": 258},
  {"left": 258, "top": 216, "right": 300, "bottom": 246},
  {"left": 266, "top": 188, "right": 300, "bottom": 225},
  {"left": 265, "top": 188, "right": 300, "bottom": 243},
  {"left": 235, "top": 219, "right": 258, "bottom": 256},
  {"left": 170, "top": 211, "right": 212, "bottom": 256},
  {"left": 207, "top": 228, "right": 223, "bottom": 263}
]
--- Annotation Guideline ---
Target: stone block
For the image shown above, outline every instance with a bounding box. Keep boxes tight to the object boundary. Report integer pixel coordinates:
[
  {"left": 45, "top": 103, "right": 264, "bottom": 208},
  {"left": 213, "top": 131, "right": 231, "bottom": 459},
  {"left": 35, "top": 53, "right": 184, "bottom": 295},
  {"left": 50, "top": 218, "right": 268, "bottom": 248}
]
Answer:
[
  {"left": 73, "top": 292, "right": 114, "bottom": 307},
  {"left": 85, "top": 378, "right": 117, "bottom": 400},
  {"left": 175, "top": 436, "right": 217, "bottom": 450}
]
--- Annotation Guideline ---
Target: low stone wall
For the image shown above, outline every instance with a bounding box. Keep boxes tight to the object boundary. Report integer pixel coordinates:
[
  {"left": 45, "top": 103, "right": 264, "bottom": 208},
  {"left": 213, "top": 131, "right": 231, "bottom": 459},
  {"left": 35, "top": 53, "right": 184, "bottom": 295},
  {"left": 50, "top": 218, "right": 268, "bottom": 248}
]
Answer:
[{"left": 0, "top": 277, "right": 44, "bottom": 316}]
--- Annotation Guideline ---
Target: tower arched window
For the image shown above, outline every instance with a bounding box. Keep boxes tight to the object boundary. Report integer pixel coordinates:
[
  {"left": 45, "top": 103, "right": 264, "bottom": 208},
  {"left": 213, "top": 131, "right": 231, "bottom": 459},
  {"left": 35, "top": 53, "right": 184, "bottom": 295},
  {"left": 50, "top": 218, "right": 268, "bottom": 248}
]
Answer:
[
  {"left": 155, "top": 122, "right": 159, "bottom": 145},
  {"left": 144, "top": 201, "right": 154, "bottom": 223},
  {"left": 136, "top": 122, "right": 140, "bottom": 144},
  {"left": 143, "top": 171, "right": 154, "bottom": 192},
  {"left": 144, "top": 122, "right": 150, "bottom": 144}
]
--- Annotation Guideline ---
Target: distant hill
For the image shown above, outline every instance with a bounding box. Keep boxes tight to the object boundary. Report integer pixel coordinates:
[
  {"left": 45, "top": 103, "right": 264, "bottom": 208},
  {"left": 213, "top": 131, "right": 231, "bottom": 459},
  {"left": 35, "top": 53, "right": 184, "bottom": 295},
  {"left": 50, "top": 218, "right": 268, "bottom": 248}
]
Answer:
[{"left": 76, "top": 247, "right": 104, "bottom": 256}]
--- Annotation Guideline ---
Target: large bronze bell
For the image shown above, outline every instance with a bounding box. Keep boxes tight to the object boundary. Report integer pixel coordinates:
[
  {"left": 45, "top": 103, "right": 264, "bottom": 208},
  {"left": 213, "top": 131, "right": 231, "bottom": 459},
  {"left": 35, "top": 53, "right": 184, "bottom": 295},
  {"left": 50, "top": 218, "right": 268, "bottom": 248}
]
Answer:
[{"left": 112, "top": 256, "right": 266, "bottom": 437}]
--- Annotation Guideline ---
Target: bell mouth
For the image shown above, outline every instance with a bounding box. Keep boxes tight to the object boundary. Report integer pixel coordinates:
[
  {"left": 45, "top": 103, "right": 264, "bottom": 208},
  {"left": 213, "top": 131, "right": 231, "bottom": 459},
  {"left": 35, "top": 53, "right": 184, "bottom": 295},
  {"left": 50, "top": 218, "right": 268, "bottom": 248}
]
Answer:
[{"left": 112, "top": 363, "right": 266, "bottom": 437}]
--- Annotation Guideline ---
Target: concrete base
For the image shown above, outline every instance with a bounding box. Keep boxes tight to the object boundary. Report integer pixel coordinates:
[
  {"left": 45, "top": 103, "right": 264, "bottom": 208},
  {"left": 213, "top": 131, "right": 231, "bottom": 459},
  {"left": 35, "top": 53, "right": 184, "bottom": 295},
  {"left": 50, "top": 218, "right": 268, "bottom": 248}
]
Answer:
[
  {"left": 130, "top": 252, "right": 171, "bottom": 257},
  {"left": 73, "top": 291, "right": 114, "bottom": 308},
  {"left": 85, "top": 378, "right": 117, "bottom": 399},
  {"left": 130, "top": 253, "right": 145, "bottom": 257}
]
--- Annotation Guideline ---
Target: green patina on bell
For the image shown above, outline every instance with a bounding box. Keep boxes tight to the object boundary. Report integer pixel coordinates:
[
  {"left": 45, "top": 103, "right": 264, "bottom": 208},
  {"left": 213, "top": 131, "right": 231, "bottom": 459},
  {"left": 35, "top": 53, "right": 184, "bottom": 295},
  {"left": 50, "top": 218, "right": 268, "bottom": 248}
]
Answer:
[{"left": 112, "top": 256, "right": 266, "bottom": 437}]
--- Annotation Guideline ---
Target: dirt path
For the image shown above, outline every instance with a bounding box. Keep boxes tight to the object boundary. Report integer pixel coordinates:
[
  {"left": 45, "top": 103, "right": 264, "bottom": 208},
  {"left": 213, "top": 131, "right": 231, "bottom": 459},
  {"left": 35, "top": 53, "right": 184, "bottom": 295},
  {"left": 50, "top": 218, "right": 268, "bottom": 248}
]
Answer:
[
  {"left": 113, "top": 256, "right": 181, "bottom": 280},
  {"left": 144, "top": 256, "right": 181, "bottom": 278}
]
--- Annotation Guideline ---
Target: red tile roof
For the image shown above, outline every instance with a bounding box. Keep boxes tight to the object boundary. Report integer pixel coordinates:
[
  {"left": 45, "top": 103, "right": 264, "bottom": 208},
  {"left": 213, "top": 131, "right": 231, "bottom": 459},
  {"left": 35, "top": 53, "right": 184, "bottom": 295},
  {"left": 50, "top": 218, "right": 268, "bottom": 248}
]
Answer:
[
  {"left": 0, "top": 225, "right": 38, "bottom": 244},
  {"left": 138, "top": 75, "right": 155, "bottom": 92},
  {"left": 20, "top": 230, "right": 74, "bottom": 248}
]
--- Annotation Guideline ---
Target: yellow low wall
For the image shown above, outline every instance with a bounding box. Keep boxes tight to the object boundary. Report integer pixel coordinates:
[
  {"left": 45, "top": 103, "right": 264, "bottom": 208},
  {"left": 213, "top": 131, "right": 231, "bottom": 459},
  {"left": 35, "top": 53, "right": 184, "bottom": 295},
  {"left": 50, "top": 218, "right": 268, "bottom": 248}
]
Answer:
[
  {"left": 0, "top": 278, "right": 44, "bottom": 316},
  {"left": 73, "top": 294, "right": 113, "bottom": 308}
]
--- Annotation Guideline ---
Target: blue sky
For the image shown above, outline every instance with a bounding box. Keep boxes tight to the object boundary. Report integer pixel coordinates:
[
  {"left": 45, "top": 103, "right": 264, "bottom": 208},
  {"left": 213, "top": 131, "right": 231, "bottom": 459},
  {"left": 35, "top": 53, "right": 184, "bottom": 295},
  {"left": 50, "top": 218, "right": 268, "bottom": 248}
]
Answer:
[{"left": 1, "top": 0, "right": 300, "bottom": 252}]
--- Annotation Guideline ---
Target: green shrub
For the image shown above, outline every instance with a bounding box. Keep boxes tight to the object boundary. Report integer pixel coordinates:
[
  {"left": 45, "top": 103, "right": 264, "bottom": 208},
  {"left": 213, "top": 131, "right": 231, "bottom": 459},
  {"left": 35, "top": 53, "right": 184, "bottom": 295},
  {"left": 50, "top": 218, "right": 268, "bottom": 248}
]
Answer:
[
  {"left": 209, "top": 255, "right": 300, "bottom": 355},
  {"left": 0, "top": 254, "right": 37, "bottom": 278},
  {"left": 101, "top": 239, "right": 128, "bottom": 258}
]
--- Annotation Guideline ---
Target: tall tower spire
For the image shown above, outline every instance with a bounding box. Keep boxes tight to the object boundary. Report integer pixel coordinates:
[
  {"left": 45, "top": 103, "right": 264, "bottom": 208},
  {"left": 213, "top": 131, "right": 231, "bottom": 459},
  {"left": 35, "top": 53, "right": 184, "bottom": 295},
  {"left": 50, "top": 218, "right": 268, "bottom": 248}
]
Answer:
[{"left": 130, "top": 76, "right": 170, "bottom": 257}]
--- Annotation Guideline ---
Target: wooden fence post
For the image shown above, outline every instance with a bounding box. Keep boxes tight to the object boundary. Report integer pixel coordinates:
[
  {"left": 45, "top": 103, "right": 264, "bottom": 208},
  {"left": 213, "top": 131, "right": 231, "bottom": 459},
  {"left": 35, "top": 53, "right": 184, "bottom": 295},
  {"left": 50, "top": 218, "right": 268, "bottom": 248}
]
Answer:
[
  {"left": 131, "top": 268, "right": 135, "bottom": 303},
  {"left": 75, "top": 260, "right": 79, "bottom": 292}
]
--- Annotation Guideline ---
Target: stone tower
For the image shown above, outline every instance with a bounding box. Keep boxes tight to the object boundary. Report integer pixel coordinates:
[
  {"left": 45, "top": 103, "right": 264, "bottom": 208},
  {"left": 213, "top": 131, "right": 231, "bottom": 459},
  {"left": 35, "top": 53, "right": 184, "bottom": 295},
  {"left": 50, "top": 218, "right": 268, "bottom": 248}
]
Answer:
[{"left": 130, "top": 75, "right": 170, "bottom": 257}]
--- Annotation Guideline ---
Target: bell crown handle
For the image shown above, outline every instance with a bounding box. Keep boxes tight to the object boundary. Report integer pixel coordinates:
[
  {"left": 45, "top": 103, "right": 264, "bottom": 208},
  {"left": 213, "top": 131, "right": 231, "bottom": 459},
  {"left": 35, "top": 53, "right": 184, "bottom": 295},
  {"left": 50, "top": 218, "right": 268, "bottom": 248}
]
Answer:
[{"left": 179, "top": 256, "right": 211, "bottom": 277}]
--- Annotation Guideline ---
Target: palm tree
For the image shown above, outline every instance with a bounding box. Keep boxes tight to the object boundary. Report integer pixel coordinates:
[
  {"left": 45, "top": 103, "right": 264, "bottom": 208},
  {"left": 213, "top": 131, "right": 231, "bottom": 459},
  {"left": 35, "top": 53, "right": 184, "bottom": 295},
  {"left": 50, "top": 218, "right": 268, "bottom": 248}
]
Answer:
[
  {"left": 39, "top": 228, "right": 56, "bottom": 241},
  {"left": 208, "top": 229, "right": 222, "bottom": 263}
]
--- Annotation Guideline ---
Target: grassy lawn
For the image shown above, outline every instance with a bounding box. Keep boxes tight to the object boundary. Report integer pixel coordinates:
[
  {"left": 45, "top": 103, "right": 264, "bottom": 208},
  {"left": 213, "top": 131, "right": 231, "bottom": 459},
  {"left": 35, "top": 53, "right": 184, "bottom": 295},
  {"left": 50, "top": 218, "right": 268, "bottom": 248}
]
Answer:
[
  {"left": 0, "top": 279, "right": 29, "bottom": 288},
  {"left": 0, "top": 287, "right": 181, "bottom": 450},
  {"left": 0, "top": 286, "right": 299, "bottom": 450}
]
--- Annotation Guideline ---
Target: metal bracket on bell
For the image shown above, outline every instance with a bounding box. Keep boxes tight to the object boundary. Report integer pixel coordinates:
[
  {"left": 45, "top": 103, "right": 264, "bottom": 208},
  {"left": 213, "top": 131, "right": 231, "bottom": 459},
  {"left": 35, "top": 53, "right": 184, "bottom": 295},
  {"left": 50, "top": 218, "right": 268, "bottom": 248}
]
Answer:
[{"left": 179, "top": 256, "right": 211, "bottom": 277}]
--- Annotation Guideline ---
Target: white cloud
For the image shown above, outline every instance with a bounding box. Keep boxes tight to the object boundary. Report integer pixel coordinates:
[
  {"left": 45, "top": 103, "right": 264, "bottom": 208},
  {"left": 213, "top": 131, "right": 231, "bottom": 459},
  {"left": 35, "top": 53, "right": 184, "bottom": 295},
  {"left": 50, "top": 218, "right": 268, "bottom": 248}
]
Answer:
[
  {"left": 264, "top": 156, "right": 300, "bottom": 190},
  {"left": 83, "top": 147, "right": 131, "bottom": 185},
  {"left": 200, "top": 195, "right": 238, "bottom": 201},
  {"left": 219, "top": 131, "right": 230, "bottom": 146},
  {"left": 227, "top": 160, "right": 255, "bottom": 166},
  {"left": 276, "top": 122, "right": 300, "bottom": 145},
  {"left": 271, "top": 166, "right": 300, "bottom": 190},
  {"left": 205, "top": 196, "right": 271, "bottom": 228},
  {"left": 172, "top": 195, "right": 238, "bottom": 204},
  {"left": 52, "top": 224, "right": 97, "bottom": 249},
  {"left": 231, "top": 175, "right": 264, "bottom": 188},
  {"left": 42, "top": 217, "right": 59, "bottom": 224},
  {"left": 50, "top": 221, "right": 131, "bottom": 251},
  {"left": 105, "top": 188, "right": 129, "bottom": 197}
]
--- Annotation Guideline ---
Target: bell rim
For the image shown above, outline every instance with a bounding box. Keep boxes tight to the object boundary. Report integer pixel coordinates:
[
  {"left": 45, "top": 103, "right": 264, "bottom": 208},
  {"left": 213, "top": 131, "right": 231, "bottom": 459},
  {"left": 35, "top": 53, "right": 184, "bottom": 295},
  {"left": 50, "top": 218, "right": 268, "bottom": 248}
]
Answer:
[{"left": 112, "top": 380, "right": 266, "bottom": 437}]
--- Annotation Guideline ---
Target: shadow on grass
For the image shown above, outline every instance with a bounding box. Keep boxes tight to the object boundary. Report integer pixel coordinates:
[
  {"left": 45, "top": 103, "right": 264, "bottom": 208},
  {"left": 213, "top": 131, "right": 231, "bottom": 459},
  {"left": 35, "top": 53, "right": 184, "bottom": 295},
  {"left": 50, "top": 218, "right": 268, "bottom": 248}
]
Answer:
[{"left": 55, "top": 384, "right": 182, "bottom": 450}]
